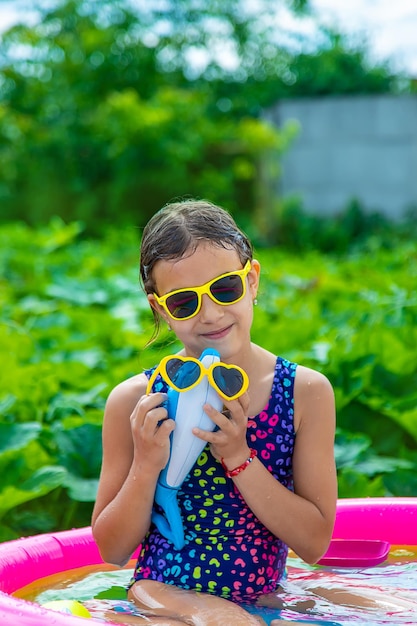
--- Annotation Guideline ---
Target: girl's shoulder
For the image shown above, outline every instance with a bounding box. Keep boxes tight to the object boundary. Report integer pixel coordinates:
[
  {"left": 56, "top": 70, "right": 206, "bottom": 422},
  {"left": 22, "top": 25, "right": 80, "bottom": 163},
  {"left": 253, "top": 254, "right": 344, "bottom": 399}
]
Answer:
[
  {"left": 294, "top": 363, "right": 333, "bottom": 394},
  {"left": 105, "top": 372, "right": 149, "bottom": 414},
  {"left": 293, "top": 364, "right": 335, "bottom": 431}
]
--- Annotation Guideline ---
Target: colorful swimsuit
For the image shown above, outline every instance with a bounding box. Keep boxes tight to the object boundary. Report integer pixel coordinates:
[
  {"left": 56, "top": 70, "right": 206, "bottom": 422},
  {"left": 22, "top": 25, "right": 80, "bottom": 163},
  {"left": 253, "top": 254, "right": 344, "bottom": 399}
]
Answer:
[{"left": 130, "top": 356, "right": 297, "bottom": 604}]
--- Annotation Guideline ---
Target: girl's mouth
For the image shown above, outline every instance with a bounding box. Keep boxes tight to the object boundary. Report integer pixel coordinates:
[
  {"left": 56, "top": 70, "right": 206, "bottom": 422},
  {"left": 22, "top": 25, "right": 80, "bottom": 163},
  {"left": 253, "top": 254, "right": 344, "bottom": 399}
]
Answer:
[{"left": 201, "top": 325, "right": 232, "bottom": 340}]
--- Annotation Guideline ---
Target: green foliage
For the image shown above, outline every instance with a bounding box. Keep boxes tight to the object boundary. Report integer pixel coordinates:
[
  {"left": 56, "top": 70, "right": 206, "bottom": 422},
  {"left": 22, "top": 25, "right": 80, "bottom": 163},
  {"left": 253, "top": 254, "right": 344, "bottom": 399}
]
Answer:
[
  {"left": 281, "top": 30, "right": 401, "bottom": 97},
  {"left": 0, "top": 219, "right": 416, "bottom": 537},
  {"left": 253, "top": 237, "right": 417, "bottom": 498},
  {"left": 0, "top": 218, "right": 160, "bottom": 539},
  {"left": 0, "top": 0, "right": 295, "bottom": 233},
  {"left": 0, "top": 0, "right": 409, "bottom": 236},
  {"left": 270, "top": 197, "right": 417, "bottom": 253}
]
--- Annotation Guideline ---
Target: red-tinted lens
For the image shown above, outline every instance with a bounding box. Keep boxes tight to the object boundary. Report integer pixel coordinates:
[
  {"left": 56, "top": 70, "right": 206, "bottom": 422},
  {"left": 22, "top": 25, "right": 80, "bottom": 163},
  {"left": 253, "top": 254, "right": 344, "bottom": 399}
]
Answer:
[
  {"left": 165, "top": 291, "right": 199, "bottom": 319},
  {"left": 209, "top": 274, "right": 244, "bottom": 303}
]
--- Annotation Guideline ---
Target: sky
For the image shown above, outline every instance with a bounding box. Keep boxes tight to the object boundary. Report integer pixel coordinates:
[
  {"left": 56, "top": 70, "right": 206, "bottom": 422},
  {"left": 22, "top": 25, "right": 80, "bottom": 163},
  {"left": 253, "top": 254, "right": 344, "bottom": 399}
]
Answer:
[
  {"left": 309, "top": 0, "right": 417, "bottom": 75},
  {"left": 1, "top": 0, "right": 417, "bottom": 76}
]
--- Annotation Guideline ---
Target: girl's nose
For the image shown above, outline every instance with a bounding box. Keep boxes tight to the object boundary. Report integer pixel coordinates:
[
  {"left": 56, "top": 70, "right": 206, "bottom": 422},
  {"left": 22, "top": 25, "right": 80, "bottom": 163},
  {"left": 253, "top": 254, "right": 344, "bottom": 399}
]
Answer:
[{"left": 199, "top": 293, "right": 224, "bottom": 322}]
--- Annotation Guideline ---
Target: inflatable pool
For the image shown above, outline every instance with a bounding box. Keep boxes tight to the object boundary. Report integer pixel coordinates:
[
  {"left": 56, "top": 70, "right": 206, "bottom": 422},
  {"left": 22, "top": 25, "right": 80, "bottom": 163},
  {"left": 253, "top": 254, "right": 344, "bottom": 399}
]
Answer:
[{"left": 0, "top": 497, "right": 416, "bottom": 625}]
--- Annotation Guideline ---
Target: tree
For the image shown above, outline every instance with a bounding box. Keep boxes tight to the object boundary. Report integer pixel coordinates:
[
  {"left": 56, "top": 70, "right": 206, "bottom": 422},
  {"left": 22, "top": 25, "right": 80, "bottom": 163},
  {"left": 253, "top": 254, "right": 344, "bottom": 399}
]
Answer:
[{"left": 0, "top": 0, "right": 407, "bottom": 239}]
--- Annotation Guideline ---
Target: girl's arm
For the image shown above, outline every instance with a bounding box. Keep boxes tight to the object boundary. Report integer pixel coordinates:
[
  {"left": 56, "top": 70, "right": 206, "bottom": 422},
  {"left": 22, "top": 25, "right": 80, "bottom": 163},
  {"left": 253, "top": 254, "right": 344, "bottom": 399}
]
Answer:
[
  {"left": 199, "top": 365, "right": 337, "bottom": 565},
  {"left": 91, "top": 376, "right": 175, "bottom": 566}
]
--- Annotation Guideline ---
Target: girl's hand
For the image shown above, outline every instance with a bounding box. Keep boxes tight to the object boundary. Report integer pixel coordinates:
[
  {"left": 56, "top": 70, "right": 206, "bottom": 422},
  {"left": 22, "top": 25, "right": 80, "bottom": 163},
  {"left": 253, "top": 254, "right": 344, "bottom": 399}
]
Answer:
[
  {"left": 192, "top": 392, "right": 251, "bottom": 470},
  {"left": 130, "top": 392, "right": 175, "bottom": 472}
]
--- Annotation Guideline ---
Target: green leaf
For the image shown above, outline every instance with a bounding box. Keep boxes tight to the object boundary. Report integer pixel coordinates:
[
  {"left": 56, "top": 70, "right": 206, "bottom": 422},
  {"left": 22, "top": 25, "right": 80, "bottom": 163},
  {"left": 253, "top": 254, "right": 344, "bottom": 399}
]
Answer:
[
  {"left": 0, "top": 394, "right": 17, "bottom": 416},
  {"left": 46, "top": 279, "right": 109, "bottom": 306},
  {"left": 354, "top": 457, "right": 412, "bottom": 476},
  {"left": 51, "top": 422, "right": 103, "bottom": 477},
  {"left": 334, "top": 431, "right": 370, "bottom": 468},
  {"left": 63, "top": 474, "right": 99, "bottom": 502},
  {"left": 0, "top": 422, "right": 41, "bottom": 454},
  {"left": 337, "top": 469, "right": 386, "bottom": 498},
  {"left": 0, "top": 466, "right": 66, "bottom": 518},
  {"left": 21, "top": 465, "right": 67, "bottom": 492}
]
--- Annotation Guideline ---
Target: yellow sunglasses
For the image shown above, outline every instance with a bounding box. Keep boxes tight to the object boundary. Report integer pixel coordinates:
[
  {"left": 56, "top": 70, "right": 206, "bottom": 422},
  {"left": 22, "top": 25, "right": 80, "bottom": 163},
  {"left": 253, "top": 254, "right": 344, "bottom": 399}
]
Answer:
[
  {"left": 153, "top": 260, "right": 252, "bottom": 321},
  {"left": 146, "top": 354, "right": 249, "bottom": 401}
]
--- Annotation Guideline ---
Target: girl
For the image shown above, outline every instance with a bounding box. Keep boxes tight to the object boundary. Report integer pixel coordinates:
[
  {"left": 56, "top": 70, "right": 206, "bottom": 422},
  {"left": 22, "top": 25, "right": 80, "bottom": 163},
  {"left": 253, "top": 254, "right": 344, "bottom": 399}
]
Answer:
[{"left": 92, "top": 199, "right": 337, "bottom": 625}]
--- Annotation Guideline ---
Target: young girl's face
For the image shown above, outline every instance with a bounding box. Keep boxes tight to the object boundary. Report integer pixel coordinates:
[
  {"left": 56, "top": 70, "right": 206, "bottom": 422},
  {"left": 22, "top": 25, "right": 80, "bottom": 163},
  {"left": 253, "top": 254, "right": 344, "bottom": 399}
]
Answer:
[{"left": 148, "top": 242, "right": 260, "bottom": 363}]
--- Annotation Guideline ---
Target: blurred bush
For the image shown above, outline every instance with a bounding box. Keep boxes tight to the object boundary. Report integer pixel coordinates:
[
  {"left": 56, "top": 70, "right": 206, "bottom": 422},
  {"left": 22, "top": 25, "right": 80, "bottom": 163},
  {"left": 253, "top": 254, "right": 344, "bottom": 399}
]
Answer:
[{"left": 0, "top": 0, "right": 409, "bottom": 240}]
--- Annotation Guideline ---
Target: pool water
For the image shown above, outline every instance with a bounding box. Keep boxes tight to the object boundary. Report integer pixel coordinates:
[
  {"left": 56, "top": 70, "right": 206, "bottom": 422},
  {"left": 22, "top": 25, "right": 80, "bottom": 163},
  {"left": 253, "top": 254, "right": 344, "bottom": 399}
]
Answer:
[{"left": 15, "top": 547, "right": 417, "bottom": 625}]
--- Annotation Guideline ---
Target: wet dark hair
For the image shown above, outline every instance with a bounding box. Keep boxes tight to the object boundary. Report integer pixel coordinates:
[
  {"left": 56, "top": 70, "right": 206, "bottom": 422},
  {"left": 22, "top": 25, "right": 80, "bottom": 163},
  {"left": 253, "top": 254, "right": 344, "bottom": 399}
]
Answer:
[{"left": 140, "top": 198, "right": 253, "bottom": 339}]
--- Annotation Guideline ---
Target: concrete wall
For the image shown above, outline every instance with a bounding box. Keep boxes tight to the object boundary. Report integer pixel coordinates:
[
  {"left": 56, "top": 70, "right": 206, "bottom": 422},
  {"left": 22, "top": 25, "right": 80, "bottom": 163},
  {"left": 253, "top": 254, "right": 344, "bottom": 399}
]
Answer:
[{"left": 267, "top": 95, "right": 417, "bottom": 219}]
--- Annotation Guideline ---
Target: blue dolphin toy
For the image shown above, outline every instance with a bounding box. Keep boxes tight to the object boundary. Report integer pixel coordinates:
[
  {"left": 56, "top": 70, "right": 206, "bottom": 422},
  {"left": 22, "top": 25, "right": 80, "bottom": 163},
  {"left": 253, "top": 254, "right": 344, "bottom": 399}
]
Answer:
[{"left": 151, "top": 348, "right": 223, "bottom": 549}]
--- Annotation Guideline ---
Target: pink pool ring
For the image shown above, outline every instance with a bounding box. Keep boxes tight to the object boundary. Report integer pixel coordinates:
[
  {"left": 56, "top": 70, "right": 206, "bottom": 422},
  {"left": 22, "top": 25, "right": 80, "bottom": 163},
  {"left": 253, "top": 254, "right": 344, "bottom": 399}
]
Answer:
[{"left": 0, "top": 498, "right": 416, "bottom": 625}]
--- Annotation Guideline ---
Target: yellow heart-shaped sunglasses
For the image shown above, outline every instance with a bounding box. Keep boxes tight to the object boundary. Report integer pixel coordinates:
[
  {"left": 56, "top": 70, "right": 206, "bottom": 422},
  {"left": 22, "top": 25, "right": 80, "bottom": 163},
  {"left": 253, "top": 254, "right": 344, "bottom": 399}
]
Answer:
[{"left": 146, "top": 355, "right": 249, "bottom": 401}]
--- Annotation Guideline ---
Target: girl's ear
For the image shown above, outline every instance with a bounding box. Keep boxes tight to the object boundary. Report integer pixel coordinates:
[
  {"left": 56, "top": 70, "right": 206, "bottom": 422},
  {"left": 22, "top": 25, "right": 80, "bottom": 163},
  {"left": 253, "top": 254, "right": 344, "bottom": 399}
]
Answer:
[
  {"left": 147, "top": 293, "right": 158, "bottom": 310},
  {"left": 148, "top": 294, "right": 170, "bottom": 325},
  {"left": 248, "top": 259, "right": 261, "bottom": 299}
]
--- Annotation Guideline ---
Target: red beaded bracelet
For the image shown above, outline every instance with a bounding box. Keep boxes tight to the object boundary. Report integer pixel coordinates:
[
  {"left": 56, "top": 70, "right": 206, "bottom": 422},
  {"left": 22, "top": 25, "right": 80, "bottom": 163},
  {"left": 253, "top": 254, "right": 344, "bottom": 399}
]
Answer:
[{"left": 221, "top": 448, "right": 257, "bottom": 478}]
